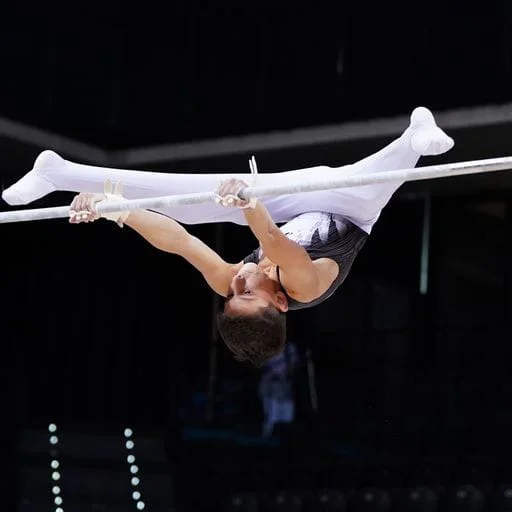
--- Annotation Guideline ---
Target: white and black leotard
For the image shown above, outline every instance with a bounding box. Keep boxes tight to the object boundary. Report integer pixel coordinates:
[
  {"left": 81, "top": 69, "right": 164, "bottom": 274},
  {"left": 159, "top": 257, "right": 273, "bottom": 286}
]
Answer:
[{"left": 243, "top": 212, "right": 368, "bottom": 310}]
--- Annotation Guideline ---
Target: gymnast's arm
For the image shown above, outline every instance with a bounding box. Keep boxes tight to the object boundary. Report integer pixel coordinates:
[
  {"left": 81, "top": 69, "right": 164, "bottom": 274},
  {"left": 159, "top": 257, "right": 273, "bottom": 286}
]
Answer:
[
  {"left": 68, "top": 193, "right": 236, "bottom": 296},
  {"left": 214, "top": 178, "right": 323, "bottom": 300},
  {"left": 123, "top": 210, "right": 237, "bottom": 296},
  {"left": 242, "top": 203, "right": 322, "bottom": 300}
]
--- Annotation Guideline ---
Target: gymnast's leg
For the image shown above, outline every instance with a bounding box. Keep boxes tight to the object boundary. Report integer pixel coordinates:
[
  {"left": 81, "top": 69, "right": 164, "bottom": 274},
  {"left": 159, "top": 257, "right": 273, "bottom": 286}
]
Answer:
[
  {"left": 1, "top": 150, "right": 265, "bottom": 224},
  {"left": 1, "top": 107, "right": 453, "bottom": 227},
  {"left": 2, "top": 149, "right": 344, "bottom": 225},
  {"left": 261, "top": 106, "right": 454, "bottom": 233},
  {"left": 332, "top": 105, "right": 454, "bottom": 232}
]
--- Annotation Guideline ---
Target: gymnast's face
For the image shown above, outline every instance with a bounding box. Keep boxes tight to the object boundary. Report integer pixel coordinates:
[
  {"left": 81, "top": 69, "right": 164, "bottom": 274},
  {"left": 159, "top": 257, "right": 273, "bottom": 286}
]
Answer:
[{"left": 224, "top": 263, "right": 288, "bottom": 315}]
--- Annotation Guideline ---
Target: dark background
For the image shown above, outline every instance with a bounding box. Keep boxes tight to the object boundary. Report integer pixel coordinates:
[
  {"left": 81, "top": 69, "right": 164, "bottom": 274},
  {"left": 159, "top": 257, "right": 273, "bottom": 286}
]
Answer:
[{"left": 2, "top": 1, "right": 512, "bottom": 511}]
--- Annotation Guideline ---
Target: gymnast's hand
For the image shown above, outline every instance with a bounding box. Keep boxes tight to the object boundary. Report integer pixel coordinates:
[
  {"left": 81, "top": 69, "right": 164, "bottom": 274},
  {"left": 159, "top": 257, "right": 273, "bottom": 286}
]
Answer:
[
  {"left": 69, "top": 193, "right": 104, "bottom": 223},
  {"left": 69, "top": 181, "right": 130, "bottom": 227},
  {"left": 214, "top": 178, "right": 257, "bottom": 209}
]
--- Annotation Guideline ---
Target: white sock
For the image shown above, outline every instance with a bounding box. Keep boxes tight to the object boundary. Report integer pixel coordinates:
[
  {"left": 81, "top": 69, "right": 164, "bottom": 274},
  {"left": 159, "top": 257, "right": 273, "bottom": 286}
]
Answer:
[
  {"left": 2, "top": 150, "right": 59, "bottom": 205},
  {"left": 409, "top": 106, "right": 454, "bottom": 156}
]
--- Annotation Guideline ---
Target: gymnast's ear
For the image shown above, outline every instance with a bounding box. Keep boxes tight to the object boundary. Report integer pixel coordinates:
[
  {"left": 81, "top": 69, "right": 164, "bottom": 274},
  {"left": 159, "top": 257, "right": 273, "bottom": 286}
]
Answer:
[{"left": 274, "top": 290, "right": 289, "bottom": 312}]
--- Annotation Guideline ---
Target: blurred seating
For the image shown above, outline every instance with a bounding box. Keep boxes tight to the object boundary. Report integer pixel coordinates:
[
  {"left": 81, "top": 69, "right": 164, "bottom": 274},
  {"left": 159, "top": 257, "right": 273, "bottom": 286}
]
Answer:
[
  {"left": 303, "top": 489, "right": 347, "bottom": 511},
  {"left": 440, "top": 484, "right": 485, "bottom": 512},
  {"left": 226, "top": 492, "right": 259, "bottom": 512},
  {"left": 396, "top": 486, "right": 438, "bottom": 512},
  {"left": 225, "top": 482, "right": 512, "bottom": 512},
  {"left": 349, "top": 487, "right": 391, "bottom": 511},
  {"left": 495, "top": 484, "right": 512, "bottom": 511},
  {"left": 265, "top": 490, "right": 303, "bottom": 512}
]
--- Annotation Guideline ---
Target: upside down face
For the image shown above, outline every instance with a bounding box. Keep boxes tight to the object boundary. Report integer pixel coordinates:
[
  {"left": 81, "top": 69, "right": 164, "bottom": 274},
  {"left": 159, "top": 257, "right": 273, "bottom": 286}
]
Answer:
[{"left": 224, "top": 263, "right": 288, "bottom": 315}]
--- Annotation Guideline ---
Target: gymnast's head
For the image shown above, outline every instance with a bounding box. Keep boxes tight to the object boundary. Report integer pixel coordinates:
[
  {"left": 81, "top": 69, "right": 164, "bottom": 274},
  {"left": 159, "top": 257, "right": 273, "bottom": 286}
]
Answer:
[{"left": 217, "top": 263, "right": 288, "bottom": 367}]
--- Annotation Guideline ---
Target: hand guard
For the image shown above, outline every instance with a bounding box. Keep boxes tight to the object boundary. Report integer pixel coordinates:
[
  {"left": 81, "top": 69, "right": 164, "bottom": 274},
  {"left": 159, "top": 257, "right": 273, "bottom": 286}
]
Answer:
[{"left": 100, "top": 180, "right": 130, "bottom": 227}]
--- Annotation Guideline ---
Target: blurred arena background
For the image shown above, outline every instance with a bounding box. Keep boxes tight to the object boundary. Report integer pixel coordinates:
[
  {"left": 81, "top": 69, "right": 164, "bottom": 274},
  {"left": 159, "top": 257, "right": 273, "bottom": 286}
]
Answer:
[{"left": 2, "top": 2, "right": 512, "bottom": 511}]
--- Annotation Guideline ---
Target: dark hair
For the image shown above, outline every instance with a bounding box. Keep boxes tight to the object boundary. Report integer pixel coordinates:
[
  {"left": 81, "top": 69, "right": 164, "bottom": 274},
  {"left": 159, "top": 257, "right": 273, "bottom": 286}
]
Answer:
[{"left": 217, "top": 305, "right": 287, "bottom": 367}]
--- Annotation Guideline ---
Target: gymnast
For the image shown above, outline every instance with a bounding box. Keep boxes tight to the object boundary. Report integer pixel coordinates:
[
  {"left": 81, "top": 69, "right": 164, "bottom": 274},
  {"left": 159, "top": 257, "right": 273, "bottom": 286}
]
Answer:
[{"left": 2, "top": 107, "right": 453, "bottom": 366}]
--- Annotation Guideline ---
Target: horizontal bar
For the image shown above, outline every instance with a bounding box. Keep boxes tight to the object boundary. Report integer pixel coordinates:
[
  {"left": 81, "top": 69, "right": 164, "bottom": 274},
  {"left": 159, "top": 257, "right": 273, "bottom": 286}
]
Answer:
[
  {"left": 0, "top": 191, "right": 217, "bottom": 224},
  {"left": 240, "top": 156, "right": 512, "bottom": 199},
  {"left": 0, "top": 156, "right": 511, "bottom": 224}
]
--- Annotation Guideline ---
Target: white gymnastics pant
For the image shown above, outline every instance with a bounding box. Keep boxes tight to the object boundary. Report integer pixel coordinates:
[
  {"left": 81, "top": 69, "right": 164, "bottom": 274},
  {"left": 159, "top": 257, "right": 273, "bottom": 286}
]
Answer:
[{"left": 2, "top": 107, "right": 454, "bottom": 234}]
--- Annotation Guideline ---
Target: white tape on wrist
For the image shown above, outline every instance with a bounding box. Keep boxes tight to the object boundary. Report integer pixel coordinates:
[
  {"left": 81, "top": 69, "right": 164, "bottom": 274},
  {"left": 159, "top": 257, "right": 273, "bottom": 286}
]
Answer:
[
  {"left": 241, "top": 155, "right": 259, "bottom": 209},
  {"left": 100, "top": 180, "right": 130, "bottom": 226},
  {"left": 214, "top": 155, "right": 259, "bottom": 209}
]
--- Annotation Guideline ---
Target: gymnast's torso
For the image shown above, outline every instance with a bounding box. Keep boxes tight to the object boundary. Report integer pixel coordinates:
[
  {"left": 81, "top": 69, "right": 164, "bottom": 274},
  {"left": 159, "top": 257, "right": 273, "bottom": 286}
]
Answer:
[{"left": 243, "top": 212, "right": 368, "bottom": 310}]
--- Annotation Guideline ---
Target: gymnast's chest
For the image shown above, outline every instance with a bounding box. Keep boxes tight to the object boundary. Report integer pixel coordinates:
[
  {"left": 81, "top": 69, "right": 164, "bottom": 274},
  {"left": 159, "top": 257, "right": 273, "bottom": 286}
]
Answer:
[{"left": 255, "top": 212, "right": 335, "bottom": 261}]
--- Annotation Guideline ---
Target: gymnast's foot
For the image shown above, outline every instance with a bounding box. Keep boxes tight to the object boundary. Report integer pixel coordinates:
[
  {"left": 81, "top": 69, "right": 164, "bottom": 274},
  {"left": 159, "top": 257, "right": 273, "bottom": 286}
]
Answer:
[
  {"left": 409, "top": 106, "right": 454, "bottom": 156},
  {"left": 2, "top": 150, "right": 60, "bottom": 205}
]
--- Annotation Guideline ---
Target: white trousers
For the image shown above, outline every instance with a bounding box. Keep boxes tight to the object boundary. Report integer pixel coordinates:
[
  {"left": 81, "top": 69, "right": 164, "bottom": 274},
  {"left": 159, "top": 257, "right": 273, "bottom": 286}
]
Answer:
[{"left": 3, "top": 108, "right": 452, "bottom": 233}]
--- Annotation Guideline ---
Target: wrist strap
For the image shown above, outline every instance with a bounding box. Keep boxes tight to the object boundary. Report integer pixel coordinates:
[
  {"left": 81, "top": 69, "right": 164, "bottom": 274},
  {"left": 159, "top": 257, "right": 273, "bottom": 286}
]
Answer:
[
  {"left": 239, "top": 155, "right": 259, "bottom": 209},
  {"left": 100, "top": 180, "right": 130, "bottom": 226}
]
